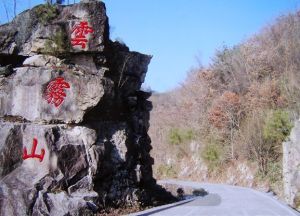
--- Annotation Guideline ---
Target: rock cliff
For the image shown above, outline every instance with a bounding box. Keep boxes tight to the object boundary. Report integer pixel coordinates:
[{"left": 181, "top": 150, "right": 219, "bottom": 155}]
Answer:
[
  {"left": 0, "top": 1, "right": 174, "bottom": 215},
  {"left": 283, "top": 120, "right": 300, "bottom": 211}
]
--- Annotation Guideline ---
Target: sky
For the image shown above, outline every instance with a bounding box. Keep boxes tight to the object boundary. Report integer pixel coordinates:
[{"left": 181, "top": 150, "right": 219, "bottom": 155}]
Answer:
[{"left": 0, "top": 0, "right": 299, "bottom": 92}]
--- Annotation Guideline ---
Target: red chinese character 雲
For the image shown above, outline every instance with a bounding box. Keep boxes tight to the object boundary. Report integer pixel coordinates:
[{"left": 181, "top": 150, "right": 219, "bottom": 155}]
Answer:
[
  {"left": 23, "top": 138, "right": 45, "bottom": 162},
  {"left": 45, "top": 77, "right": 70, "bottom": 107},
  {"left": 71, "top": 21, "right": 94, "bottom": 49}
]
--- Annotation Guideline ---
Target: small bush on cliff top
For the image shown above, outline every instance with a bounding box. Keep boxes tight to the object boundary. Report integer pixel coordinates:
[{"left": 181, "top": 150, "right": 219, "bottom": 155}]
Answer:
[{"left": 35, "top": 4, "right": 58, "bottom": 24}]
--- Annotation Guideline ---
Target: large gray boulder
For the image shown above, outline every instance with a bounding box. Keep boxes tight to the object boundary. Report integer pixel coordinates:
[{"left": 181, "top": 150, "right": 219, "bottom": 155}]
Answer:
[
  {"left": 0, "top": 122, "right": 98, "bottom": 215},
  {"left": 0, "top": 1, "right": 108, "bottom": 56},
  {"left": 0, "top": 66, "right": 104, "bottom": 123},
  {"left": 0, "top": 0, "right": 174, "bottom": 215},
  {"left": 283, "top": 120, "right": 300, "bottom": 210}
]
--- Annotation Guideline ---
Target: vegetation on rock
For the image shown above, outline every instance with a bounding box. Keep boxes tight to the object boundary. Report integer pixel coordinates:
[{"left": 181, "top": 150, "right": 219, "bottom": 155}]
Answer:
[
  {"left": 35, "top": 4, "right": 58, "bottom": 24},
  {"left": 44, "top": 29, "right": 70, "bottom": 55}
]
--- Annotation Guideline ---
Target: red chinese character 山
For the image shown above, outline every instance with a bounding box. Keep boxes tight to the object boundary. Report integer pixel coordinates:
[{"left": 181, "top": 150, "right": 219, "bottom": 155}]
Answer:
[
  {"left": 45, "top": 77, "right": 70, "bottom": 107},
  {"left": 71, "top": 21, "right": 94, "bottom": 49},
  {"left": 23, "top": 138, "right": 45, "bottom": 162}
]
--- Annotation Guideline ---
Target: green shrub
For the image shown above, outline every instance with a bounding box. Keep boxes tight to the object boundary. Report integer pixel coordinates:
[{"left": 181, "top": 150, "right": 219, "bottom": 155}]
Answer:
[
  {"left": 201, "top": 144, "right": 222, "bottom": 170},
  {"left": 255, "top": 161, "right": 283, "bottom": 191},
  {"left": 157, "top": 164, "right": 177, "bottom": 178},
  {"left": 263, "top": 110, "right": 292, "bottom": 144},
  {"left": 184, "top": 129, "right": 195, "bottom": 140},
  {"left": 44, "top": 29, "right": 70, "bottom": 55},
  {"left": 246, "top": 110, "right": 293, "bottom": 174},
  {"left": 266, "top": 161, "right": 282, "bottom": 185},
  {"left": 168, "top": 128, "right": 182, "bottom": 145},
  {"left": 35, "top": 4, "right": 58, "bottom": 24},
  {"left": 168, "top": 128, "right": 195, "bottom": 145}
]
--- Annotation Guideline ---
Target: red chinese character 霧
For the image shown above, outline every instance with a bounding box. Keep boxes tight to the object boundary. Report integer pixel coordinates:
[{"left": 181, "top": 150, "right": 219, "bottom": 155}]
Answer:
[
  {"left": 71, "top": 21, "right": 94, "bottom": 49},
  {"left": 45, "top": 77, "right": 70, "bottom": 107},
  {"left": 23, "top": 138, "right": 45, "bottom": 162}
]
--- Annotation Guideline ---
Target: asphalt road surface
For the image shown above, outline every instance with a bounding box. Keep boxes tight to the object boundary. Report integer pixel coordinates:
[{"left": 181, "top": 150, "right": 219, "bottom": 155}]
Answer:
[{"left": 129, "top": 179, "right": 300, "bottom": 216}]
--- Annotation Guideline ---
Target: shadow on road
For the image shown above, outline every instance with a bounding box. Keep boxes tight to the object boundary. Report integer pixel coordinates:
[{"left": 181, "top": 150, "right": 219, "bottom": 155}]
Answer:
[
  {"left": 135, "top": 194, "right": 222, "bottom": 216},
  {"left": 136, "top": 198, "right": 196, "bottom": 216},
  {"left": 184, "top": 194, "right": 221, "bottom": 206}
]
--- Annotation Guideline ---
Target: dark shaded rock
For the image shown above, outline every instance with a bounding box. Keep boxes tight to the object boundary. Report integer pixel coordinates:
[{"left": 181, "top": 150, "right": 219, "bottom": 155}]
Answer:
[
  {"left": 0, "top": 65, "right": 14, "bottom": 77},
  {"left": 0, "top": 124, "right": 23, "bottom": 177},
  {"left": 58, "top": 145, "right": 88, "bottom": 180},
  {"left": 105, "top": 41, "right": 152, "bottom": 97}
]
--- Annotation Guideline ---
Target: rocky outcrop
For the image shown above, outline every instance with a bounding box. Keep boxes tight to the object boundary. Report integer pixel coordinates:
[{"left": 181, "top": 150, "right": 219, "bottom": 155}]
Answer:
[
  {"left": 0, "top": 1, "right": 108, "bottom": 56},
  {"left": 0, "top": 1, "right": 174, "bottom": 215},
  {"left": 283, "top": 120, "right": 300, "bottom": 210},
  {"left": 0, "top": 66, "right": 104, "bottom": 123},
  {"left": 0, "top": 122, "right": 97, "bottom": 215}
]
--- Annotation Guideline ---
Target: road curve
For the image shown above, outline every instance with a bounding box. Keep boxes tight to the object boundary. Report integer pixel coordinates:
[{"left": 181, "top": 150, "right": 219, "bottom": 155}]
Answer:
[{"left": 129, "top": 179, "right": 300, "bottom": 216}]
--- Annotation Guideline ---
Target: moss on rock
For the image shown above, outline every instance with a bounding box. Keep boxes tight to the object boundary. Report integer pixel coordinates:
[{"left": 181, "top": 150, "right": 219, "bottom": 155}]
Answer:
[{"left": 35, "top": 4, "right": 58, "bottom": 25}]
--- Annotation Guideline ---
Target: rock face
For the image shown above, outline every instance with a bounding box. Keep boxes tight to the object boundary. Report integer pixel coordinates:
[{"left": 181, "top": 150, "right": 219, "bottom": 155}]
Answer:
[
  {"left": 0, "top": 66, "right": 104, "bottom": 123},
  {"left": 0, "top": 1, "right": 174, "bottom": 215},
  {"left": 283, "top": 120, "right": 300, "bottom": 210}
]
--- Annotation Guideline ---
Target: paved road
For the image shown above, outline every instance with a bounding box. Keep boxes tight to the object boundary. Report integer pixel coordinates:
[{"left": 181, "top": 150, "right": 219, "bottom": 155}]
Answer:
[{"left": 129, "top": 179, "right": 300, "bottom": 216}]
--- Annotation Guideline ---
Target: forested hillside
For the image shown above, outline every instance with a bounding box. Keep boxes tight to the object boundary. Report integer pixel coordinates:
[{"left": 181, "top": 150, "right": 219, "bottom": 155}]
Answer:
[{"left": 150, "top": 10, "right": 300, "bottom": 197}]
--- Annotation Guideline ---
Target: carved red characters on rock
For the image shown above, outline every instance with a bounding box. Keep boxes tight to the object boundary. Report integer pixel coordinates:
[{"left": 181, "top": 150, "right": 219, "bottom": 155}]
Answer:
[
  {"left": 71, "top": 21, "right": 94, "bottom": 49},
  {"left": 23, "top": 138, "right": 45, "bottom": 162},
  {"left": 45, "top": 77, "right": 70, "bottom": 108}
]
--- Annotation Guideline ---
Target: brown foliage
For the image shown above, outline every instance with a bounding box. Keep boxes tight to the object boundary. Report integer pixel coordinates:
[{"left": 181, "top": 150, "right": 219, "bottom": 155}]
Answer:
[
  {"left": 150, "top": 9, "right": 300, "bottom": 193},
  {"left": 208, "top": 91, "right": 241, "bottom": 129},
  {"left": 244, "top": 79, "right": 286, "bottom": 112}
]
